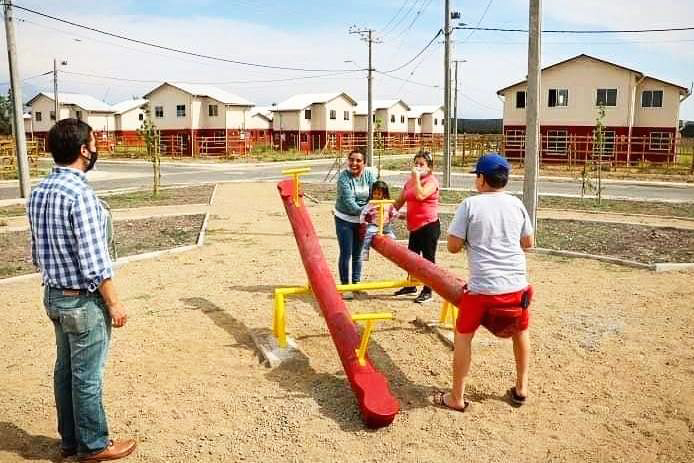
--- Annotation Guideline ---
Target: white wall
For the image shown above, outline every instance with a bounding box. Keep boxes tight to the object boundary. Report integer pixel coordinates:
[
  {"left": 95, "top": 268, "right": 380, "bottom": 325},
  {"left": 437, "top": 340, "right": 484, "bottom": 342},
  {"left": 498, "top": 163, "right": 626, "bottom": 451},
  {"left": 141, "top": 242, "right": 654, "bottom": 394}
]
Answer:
[
  {"left": 246, "top": 113, "right": 272, "bottom": 130},
  {"left": 147, "top": 83, "right": 193, "bottom": 130},
  {"left": 272, "top": 111, "right": 301, "bottom": 131},
  {"left": 634, "top": 78, "right": 682, "bottom": 128},
  {"left": 116, "top": 107, "right": 145, "bottom": 131}
]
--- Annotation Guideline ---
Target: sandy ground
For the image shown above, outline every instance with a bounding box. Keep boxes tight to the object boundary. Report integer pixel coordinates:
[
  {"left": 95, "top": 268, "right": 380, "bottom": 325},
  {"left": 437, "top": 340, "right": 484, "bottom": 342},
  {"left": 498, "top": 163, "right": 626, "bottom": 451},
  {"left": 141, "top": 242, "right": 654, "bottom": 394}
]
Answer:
[{"left": 1, "top": 182, "right": 693, "bottom": 463}]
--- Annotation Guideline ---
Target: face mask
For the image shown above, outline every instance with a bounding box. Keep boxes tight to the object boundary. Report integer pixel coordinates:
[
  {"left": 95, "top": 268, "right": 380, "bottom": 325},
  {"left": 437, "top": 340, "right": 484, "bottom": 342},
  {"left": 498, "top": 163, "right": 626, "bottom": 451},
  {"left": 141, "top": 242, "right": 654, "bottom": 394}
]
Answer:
[{"left": 82, "top": 149, "right": 98, "bottom": 172}]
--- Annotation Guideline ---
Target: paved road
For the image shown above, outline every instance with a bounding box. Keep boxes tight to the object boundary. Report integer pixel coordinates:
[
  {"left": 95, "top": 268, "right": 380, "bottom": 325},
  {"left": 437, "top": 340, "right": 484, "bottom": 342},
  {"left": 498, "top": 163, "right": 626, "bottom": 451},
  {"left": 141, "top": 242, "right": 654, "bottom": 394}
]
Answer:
[{"left": 1, "top": 159, "right": 693, "bottom": 202}]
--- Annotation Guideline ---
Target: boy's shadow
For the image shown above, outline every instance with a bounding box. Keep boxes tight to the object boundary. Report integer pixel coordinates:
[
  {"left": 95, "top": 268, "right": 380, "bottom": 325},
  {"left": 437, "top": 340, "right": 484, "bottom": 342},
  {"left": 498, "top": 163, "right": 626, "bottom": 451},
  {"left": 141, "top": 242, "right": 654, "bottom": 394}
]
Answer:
[{"left": 0, "top": 422, "right": 61, "bottom": 462}]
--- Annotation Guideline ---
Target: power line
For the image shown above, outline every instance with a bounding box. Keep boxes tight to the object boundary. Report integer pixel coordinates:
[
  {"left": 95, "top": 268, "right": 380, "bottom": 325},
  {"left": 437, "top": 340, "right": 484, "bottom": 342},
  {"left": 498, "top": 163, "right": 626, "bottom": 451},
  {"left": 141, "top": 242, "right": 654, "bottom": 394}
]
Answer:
[
  {"left": 0, "top": 70, "right": 52, "bottom": 87},
  {"left": 60, "top": 69, "right": 363, "bottom": 85},
  {"left": 380, "top": 0, "right": 411, "bottom": 35},
  {"left": 381, "top": 0, "right": 417, "bottom": 37},
  {"left": 455, "top": 25, "right": 694, "bottom": 33},
  {"left": 384, "top": 0, "right": 421, "bottom": 38},
  {"left": 393, "top": 0, "right": 433, "bottom": 40},
  {"left": 381, "top": 29, "right": 442, "bottom": 73},
  {"left": 458, "top": 0, "right": 495, "bottom": 44},
  {"left": 454, "top": 38, "right": 694, "bottom": 45},
  {"left": 459, "top": 92, "right": 499, "bottom": 112},
  {"left": 10, "top": 3, "right": 366, "bottom": 72},
  {"left": 375, "top": 70, "right": 439, "bottom": 88}
]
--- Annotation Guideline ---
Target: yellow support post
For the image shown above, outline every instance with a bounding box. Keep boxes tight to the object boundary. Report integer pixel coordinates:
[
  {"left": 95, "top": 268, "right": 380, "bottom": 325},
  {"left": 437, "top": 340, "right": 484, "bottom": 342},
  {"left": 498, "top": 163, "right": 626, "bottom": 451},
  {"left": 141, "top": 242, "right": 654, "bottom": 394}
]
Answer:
[
  {"left": 368, "top": 199, "right": 395, "bottom": 235},
  {"left": 272, "top": 285, "right": 310, "bottom": 348},
  {"left": 281, "top": 167, "right": 311, "bottom": 206},
  {"left": 352, "top": 312, "right": 394, "bottom": 366},
  {"left": 438, "top": 300, "right": 458, "bottom": 329}
]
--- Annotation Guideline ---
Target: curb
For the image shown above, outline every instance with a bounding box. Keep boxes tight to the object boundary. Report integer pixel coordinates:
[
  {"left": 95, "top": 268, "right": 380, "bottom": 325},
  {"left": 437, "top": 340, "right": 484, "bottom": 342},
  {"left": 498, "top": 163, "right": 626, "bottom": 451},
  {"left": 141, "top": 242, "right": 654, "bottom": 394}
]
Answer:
[{"left": 532, "top": 248, "right": 694, "bottom": 272}]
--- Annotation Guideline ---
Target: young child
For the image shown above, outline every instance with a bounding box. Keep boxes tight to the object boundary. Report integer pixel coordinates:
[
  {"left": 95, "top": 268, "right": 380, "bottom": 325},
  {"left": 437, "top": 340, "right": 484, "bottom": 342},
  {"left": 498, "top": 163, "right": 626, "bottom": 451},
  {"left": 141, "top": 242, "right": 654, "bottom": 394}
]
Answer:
[{"left": 360, "top": 180, "right": 398, "bottom": 261}]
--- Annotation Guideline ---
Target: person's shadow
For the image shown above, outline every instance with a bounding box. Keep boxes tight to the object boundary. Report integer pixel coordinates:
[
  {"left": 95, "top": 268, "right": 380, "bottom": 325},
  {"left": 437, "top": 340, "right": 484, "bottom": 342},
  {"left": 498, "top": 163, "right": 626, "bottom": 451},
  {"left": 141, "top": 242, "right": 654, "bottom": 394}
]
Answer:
[{"left": 0, "top": 422, "right": 61, "bottom": 462}]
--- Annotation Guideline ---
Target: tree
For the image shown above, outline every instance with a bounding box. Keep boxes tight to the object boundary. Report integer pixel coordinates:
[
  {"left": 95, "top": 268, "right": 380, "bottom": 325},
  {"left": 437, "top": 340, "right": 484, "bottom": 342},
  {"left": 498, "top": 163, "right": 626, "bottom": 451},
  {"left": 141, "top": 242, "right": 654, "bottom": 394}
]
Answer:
[
  {"left": 580, "top": 104, "right": 606, "bottom": 203},
  {"left": 137, "top": 104, "right": 161, "bottom": 196},
  {"left": 0, "top": 93, "right": 14, "bottom": 135}
]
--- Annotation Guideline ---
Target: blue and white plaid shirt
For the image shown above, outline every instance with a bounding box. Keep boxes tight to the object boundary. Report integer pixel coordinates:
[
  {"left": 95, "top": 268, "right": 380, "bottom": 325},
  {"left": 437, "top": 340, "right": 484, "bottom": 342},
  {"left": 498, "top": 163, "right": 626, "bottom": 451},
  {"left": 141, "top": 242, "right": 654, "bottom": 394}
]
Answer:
[{"left": 28, "top": 166, "right": 113, "bottom": 292}]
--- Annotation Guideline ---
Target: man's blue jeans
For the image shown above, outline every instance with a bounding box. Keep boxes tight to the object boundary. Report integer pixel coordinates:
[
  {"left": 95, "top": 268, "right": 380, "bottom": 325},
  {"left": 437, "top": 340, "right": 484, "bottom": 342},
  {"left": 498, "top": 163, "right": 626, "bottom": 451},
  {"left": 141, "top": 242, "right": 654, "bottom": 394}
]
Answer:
[
  {"left": 335, "top": 216, "right": 363, "bottom": 285},
  {"left": 44, "top": 286, "right": 111, "bottom": 456}
]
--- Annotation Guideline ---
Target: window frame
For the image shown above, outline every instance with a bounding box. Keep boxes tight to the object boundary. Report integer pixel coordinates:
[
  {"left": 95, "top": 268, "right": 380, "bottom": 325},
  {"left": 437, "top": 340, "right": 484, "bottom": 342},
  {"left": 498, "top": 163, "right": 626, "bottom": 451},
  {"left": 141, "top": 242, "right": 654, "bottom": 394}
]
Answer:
[
  {"left": 329, "top": 109, "right": 336, "bottom": 120},
  {"left": 304, "top": 109, "right": 311, "bottom": 120},
  {"left": 35, "top": 112, "right": 42, "bottom": 122},
  {"left": 642, "top": 90, "right": 663, "bottom": 108},
  {"left": 548, "top": 88, "right": 569, "bottom": 107},
  {"left": 50, "top": 111, "right": 56, "bottom": 121},
  {"left": 176, "top": 104, "right": 186, "bottom": 118},
  {"left": 343, "top": 110, "right": 349, "bottom": 121},
  {"left": 649, "top": 131, "right": 671, "bottom": 151},
  {"left": 208, "top": 104, "right": 218, "bottom": 117},
  {"left": 546, "top": 129, "right": 568, "bottom": 154},
  {"left": 596, "top": 88, "right": 617, "bottom": 107},
  {"left": 154, "top": 106, "right": 164, "bottom": 118},
  {"left": 516, "top": 90, "right": 526, "bottom": 109}
]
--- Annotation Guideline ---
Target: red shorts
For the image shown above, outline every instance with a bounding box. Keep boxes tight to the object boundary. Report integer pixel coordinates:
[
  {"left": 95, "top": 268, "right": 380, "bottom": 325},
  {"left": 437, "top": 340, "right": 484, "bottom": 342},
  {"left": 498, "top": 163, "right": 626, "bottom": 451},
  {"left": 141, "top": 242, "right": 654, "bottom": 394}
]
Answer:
[{"left": 456, "top": 286, "right": 532, "bottom": 337}]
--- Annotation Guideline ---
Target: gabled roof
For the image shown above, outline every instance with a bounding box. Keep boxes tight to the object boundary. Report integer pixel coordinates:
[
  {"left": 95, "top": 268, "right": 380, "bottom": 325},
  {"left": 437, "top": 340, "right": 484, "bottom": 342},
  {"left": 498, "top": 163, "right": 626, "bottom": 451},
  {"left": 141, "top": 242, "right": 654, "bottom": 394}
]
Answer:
[
  {"left": 26, "top": 92, "right": 114, "bottom": 112},
  {"left": 143, "top": 82, "right": 254, "bottom": 106},
  {"left": 111, "top": 98, "right": 147, "bottom": 115},
  {"left": 496, "top": 54, "right": 690, "bottom": 96},
  {"left": 354, "top": 99, "right": 411, "bottom": 115},
  {"left": 250, "top": 106, "right": 273, "bottom": 120},
  {"left": 273, "top": 92, "right": 356, "bottom": 111},
  {"left": 407, "top": 105, "right": 444, "bottom": 118}
]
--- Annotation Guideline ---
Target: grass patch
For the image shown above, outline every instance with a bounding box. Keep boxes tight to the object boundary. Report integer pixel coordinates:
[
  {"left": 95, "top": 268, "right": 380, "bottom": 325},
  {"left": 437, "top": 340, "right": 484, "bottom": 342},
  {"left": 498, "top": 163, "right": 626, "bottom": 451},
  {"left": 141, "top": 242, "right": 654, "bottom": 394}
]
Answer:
[
  {"left": 0, "top": 184, "right": 214, "bottom": 218},
  {"left": 302, "top": 182, "right": 694, "bottom": 218},
  {"left": 0, "top": 168, "right": 50, "bottom": 180},
  {"left": 389, "top": 212, "right": 694, "bottom": 265},
  {"left": 0, "top": 214, "right": 204, "bottom": 279}
]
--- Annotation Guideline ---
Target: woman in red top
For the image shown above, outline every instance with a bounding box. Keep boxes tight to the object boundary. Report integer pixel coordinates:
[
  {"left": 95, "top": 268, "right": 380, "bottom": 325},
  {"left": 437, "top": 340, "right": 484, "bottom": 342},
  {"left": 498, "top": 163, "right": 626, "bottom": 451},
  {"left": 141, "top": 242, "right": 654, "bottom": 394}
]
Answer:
[{"left": 393, "top": 151, "right": 440, "bottom": 303}]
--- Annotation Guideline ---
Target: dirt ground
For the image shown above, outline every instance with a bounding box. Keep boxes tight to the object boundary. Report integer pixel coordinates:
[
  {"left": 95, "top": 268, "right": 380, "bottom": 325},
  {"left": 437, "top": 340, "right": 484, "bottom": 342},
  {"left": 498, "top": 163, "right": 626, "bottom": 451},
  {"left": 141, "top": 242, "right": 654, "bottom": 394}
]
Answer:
[{"left": 1, "top": 182, "right": 693, "bottom": 463}]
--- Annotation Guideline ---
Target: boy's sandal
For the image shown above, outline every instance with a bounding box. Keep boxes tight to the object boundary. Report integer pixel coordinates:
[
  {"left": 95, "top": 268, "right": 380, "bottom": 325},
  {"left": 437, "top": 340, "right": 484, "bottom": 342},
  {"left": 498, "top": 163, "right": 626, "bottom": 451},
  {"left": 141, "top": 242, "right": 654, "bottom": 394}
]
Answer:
[
  {"left": 507, "top": 387, "right": 527, "bottom": 406},
  {"left": 432, "top": 391, "right": 470, "bottom": 413}
]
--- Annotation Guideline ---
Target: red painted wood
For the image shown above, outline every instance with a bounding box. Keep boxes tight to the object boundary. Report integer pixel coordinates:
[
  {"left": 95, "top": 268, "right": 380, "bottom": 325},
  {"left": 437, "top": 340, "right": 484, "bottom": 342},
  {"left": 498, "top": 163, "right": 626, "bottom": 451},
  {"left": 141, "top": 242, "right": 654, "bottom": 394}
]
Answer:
[
  {"left": 371, "top": 234, "right": 467, "bottom": 306},
  {"left": 277, "top": 180, "right": 400, "bottom": 428}
]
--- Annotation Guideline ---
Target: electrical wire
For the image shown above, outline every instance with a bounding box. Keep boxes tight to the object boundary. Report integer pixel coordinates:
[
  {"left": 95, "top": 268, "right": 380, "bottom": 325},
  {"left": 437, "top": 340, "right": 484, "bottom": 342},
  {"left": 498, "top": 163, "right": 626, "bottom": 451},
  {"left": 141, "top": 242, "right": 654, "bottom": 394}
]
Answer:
[
  {"left": 381, "top": 29, "right": 442, "bottom": 73},
  {"left": 455, "top": 25, "right": 694, "bottom": 33},
  {"left": 9, "top": 3, "right": 366, "bottom": 72},
  {"left": 458, "top": 0, "right": 495, "bottom": 44}
]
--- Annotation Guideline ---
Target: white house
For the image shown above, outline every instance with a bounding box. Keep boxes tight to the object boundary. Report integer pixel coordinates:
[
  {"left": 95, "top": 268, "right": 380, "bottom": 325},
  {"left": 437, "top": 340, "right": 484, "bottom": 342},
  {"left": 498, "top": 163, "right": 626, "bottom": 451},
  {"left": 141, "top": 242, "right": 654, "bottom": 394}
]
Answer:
[
  {"left": 110, "top": 98, "right": 147, "bottom": 140},
  {"left": 354, "top": 100, "right": 411, "bottom": 136},
  {"left": 407, "top": 105, "right": 445, "bottom": 137},
  {"left": 26, "top": 92, "right": 115, "bottom": 138},
  {"left": 246, "top": 106, "right": 273, "bottom": 142},
  {"left": 497, "top": 54, "right": 690, "bottom": 162},
  {"left": 271, "top": 92, "right": 357, "bottom": 151}
]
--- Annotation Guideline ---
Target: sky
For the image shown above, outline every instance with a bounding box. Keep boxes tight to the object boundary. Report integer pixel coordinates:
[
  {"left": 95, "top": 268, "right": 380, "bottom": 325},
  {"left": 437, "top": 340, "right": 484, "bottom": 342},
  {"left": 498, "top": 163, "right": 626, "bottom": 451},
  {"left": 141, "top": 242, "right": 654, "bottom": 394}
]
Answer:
[{"left": 1, "top": 0, "right": 693, "bottom": 120}]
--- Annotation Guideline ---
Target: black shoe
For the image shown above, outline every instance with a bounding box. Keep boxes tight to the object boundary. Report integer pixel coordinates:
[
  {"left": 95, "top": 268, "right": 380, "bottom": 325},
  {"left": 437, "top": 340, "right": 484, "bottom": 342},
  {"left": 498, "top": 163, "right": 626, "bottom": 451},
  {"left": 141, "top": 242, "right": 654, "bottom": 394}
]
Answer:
[
  {"left": 394, "top": 286, "right": 417, "bottom": 296},
  {"left": 414, "top": 291, "right": 432, "bottom": 304}
]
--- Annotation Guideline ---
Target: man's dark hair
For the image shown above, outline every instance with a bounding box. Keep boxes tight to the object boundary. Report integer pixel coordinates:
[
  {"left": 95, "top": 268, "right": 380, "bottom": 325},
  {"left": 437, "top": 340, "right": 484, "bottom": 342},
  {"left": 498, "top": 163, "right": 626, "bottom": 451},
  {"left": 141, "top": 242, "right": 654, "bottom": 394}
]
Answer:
[
  {"left": 47, "top": 118, "right": 92, "bottom": 165},
  {"left": 480, "top": 168, "right": 509, "bottom": 189}
]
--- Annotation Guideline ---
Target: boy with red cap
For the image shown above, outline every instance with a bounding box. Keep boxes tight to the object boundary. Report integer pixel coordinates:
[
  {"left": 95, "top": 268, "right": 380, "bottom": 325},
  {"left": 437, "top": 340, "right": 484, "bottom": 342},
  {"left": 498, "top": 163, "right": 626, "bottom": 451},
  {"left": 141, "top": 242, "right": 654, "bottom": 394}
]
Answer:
[{"left": 436, "top": 153, "right": 534, "bottom": 412}]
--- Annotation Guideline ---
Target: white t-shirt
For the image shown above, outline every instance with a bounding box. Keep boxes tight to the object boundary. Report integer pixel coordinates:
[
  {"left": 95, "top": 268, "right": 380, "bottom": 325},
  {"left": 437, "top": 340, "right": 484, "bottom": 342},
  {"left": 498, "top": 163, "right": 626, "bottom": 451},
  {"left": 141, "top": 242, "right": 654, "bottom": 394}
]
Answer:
[{"left": 448, "top": 192, "right": 533, "bottom": 295}]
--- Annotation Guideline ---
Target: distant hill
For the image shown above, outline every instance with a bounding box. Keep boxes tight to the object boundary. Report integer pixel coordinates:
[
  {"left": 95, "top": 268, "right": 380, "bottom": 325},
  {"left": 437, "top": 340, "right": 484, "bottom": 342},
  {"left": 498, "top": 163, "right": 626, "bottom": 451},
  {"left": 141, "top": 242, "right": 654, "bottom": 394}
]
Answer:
[{"left": 455, "top": 119, "right": 502, "bottom": 134}]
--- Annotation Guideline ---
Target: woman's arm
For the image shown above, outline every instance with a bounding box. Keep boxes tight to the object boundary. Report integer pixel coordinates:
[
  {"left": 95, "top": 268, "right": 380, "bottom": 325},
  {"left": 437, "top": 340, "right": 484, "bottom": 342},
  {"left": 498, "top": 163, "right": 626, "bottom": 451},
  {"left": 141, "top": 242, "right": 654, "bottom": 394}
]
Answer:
[
  {"left": 393, "top": 188, "right": 406, "bottom": 210},
  {"left": 413, "top": 173, "right": 437, "bottom": 201},
  {"left": 336, "top": 174, "right": 363, "bottom": 216}
]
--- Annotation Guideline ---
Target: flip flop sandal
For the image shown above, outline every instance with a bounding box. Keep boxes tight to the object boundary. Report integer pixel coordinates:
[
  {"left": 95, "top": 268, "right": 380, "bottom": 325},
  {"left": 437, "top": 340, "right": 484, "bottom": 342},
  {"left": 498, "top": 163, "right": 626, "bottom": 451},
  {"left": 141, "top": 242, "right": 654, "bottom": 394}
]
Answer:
[
  {"left": 508, "top": 387, "right": 527, "bottom": 406},
  {"left": 432, "top": 391, "right": 470, "bottom": 413}
]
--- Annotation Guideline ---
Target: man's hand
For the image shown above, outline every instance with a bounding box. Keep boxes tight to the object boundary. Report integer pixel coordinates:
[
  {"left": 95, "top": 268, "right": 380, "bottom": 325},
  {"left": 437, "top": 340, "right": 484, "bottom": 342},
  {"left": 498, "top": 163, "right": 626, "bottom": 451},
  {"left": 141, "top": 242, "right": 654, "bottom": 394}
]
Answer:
[{"left": 108, "top": 302, "right": 128, "bottom": 328}]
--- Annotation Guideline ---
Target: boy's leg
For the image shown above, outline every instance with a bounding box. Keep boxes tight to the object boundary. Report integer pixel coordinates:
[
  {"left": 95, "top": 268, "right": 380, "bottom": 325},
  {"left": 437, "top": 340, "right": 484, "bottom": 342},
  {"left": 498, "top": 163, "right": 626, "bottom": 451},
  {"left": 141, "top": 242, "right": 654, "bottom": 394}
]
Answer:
[
  {"left": 450, "top": 330, "right": 475, "bottom": 406},
  {"left": 511, "top": 329, "right": 530, "bottom": 397}
]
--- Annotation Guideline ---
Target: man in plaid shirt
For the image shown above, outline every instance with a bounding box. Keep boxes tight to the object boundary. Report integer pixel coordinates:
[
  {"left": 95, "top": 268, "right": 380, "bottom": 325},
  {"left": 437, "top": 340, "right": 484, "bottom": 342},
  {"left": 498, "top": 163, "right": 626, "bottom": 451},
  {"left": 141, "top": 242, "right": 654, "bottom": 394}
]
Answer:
[{"left": 28, "top": 119, "right": 136, "bottom": 462}]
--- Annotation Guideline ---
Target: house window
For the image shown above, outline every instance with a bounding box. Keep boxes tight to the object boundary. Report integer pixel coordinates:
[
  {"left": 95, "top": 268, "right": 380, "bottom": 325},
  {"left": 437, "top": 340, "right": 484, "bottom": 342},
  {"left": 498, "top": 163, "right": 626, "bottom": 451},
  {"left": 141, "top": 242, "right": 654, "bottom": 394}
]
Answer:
[
  {"left": 330, "top": 110, "right": 336, "bottom": 120},
  {"left": 390, "top": 114, "right": 395, "bottom": 123},
  {"left": 649, "top": 131, "right": 671, "bottom": 151},
  {"left": 546, "top": 130, "right": 568, "bottom": 154},
  {"left": 548, "top": 88, "right": 569, "bottom": 107},
  {"left": 372, "top": 114, "right": 376, "bottom": 122},
  {"left": 75, "top": 110, "right": 82, "bottom": 120},
  {"left": 516, "top": 91, "right": 526, "bottom": 109},
  {"left": 596, "top": 89, "right": 617, "bottom": 107},
  {"left": 50, "top": 111, "right": 56, "bottom": 121},
  {"left": 343, "top": 111, "right": 349, "bottom": 121},
  {"left": 35, "top": 112, "right": 42, "bottom": 122},
  {"left": 400, "top": 115, "right": 405, "bottom": 123},
  {"left": 155, "top": 106, "right": 164, "bottom": 118},
  {"left": 138, "top": 113, "right": 144, "bottom": 121},
  {"left": 176, "top": 105, "right": 186, "bottom": 117},
  {"left": 209, "top": 104, "right": 218, "bottom": 117},
  {"left": 304, "top": 109, "right": 311, "bottom": 120},
  {"left": 417, "top": 118, "right": 422, "bottom": 126},
  {"left": 642, "top": 90, "right": 663, "bottom": 108},
  {"left": 434, "top": 118, "right": 438, "bottom": 125}
]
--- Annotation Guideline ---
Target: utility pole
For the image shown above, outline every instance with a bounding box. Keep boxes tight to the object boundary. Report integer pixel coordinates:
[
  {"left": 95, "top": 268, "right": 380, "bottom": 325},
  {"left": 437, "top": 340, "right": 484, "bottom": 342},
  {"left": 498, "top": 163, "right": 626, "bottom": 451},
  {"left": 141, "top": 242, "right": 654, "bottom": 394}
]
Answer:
[
  {"left": 524, "top": 0, "right": 542, "bottom": 232},
  {"left": 350, "top": 26, "right": 380, "bottom": 166},
  {"left": 442, "top": 0, "right": 452, "bottom": 187},
  {"left": 3, "top": 0, "right": 30, "bottom": 197},
  {"left": 53, "top": 58, "right": 59, "bottom": 123}
]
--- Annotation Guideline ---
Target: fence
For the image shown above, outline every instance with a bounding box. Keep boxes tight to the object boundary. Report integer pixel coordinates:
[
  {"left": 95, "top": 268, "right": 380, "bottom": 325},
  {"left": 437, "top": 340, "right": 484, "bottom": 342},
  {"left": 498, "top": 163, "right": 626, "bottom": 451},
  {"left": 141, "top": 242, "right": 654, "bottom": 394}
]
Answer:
[{"left": 0, "top": 138, "right": 41, "bottom": 176}]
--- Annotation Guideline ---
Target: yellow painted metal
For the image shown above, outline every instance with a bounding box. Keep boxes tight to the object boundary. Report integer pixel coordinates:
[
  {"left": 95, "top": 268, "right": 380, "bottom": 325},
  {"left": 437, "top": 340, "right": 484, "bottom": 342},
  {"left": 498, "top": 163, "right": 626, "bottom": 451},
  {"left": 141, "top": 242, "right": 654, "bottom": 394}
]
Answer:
[
  {"left": 369, "top": 199, "right": 395, "bottom": 235},
  {"left": 352, "top": 312, "right": 394, "bottom": 366},
  {"left": 438, "top": 300, "right": 458, "bottom": 329},
  {"left": 281, "top": 167, "right": 312, "bottom": 206},
  {"left": 336, "top": 279, "right": 418, "bottom": 292}
]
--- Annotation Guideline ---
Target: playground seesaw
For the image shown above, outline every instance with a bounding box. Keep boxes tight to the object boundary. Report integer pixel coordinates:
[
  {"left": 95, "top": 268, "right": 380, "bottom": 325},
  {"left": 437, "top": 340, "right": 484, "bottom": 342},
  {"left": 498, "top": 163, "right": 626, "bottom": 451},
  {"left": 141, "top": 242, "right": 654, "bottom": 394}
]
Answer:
[{"left": 264, "top": 168, "right": 469, "bottom": 428}]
